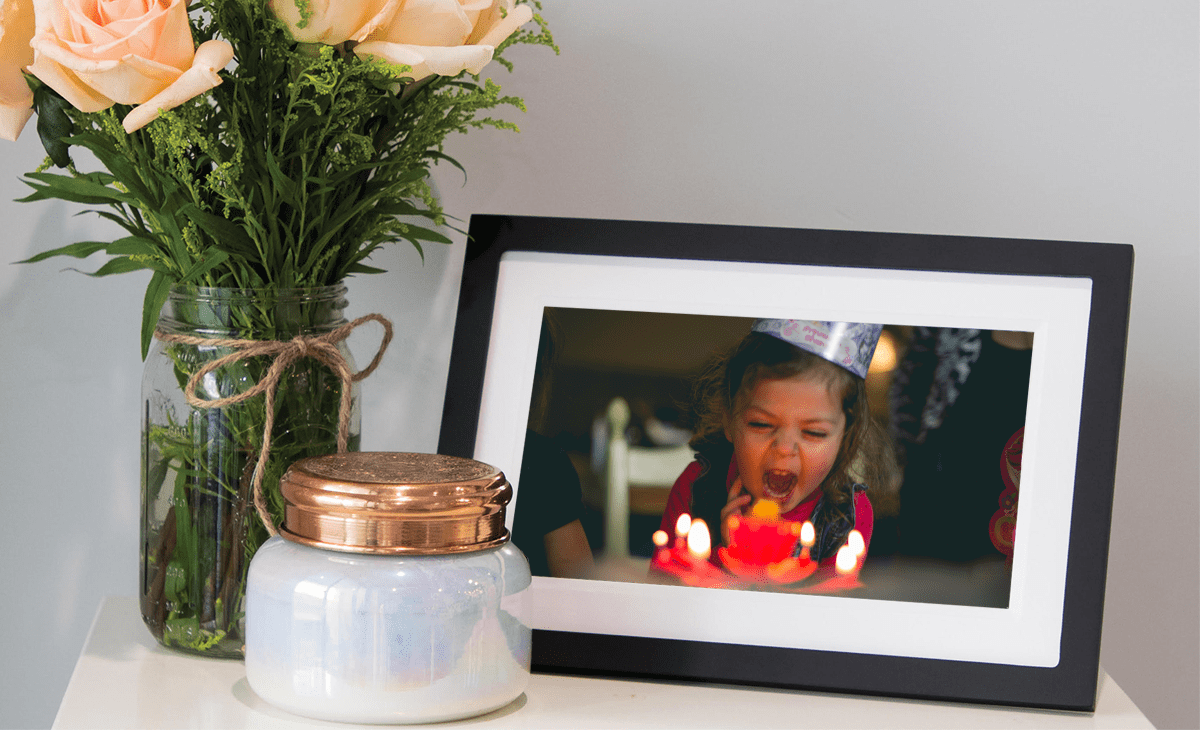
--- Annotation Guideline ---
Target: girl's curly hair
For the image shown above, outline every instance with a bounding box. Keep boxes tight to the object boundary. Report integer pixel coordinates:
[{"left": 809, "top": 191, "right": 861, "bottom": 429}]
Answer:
[{"left": 689, "top": 331, "right": 900, "bottom": 516}]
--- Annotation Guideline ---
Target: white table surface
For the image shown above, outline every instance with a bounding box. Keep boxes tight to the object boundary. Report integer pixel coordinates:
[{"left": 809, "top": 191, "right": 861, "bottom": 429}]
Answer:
[{"left": 54, "top": 596, "right": 1152, "bottom": 729}]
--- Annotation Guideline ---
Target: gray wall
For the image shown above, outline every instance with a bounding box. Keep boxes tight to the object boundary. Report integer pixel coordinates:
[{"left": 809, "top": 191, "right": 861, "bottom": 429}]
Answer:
[{"left": 1, "top": 2, "right": 1195, "bottom": 728}]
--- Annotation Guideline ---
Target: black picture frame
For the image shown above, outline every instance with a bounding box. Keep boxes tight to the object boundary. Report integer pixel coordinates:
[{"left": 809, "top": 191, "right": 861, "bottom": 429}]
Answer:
[{"left": 438, "top": 214, "right": 1133, "bottom": 711}]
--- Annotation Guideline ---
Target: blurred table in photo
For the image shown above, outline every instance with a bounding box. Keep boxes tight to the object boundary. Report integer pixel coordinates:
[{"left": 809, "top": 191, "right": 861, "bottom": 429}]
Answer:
[{"left": 54, "top": 596, "right": 1150, "bottom": 729}]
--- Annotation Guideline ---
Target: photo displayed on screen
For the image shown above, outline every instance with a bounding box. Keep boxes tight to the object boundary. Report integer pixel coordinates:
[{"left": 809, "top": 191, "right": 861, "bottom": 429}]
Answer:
[{"left": 512, "top": 307, "right": 1034, "bottom": 609}]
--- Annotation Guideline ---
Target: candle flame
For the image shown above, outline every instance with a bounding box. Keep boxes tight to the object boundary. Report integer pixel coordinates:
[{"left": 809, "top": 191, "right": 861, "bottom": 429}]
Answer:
[
  {"left": 800, "top": 520, "right": 815, "bottom": 547},
  {"left": 847, "top": 529, "right": 865, "bottom": 556},
  {"left": 652, "top": 530, "right": 669, "bottom": 548},
  {"left": 687, "top": 519, "right": 712, "bottom": 561},
  {"left": 675, "top": 513, "right": 692, "bottom": 538},
  {"left": 835, "top": 544, "right": 856, "bottom": 574}
]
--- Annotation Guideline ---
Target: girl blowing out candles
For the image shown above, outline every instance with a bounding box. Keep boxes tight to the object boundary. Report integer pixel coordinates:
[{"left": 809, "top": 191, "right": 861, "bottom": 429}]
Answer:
[{"left": 658, "top": 319, "right": 899, "bottom": 584}]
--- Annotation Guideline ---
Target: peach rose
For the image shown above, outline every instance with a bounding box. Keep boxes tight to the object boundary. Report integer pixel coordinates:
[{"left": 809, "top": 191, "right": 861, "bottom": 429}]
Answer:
[
  {"left": 270, "top": 0, "right": 533, "bottom": 81},
  {"left": 0, "top": 0, "right": 35, "bottom": 141},
  {"left": 27, "top": 0, "right": 233, "bottom": 133}
]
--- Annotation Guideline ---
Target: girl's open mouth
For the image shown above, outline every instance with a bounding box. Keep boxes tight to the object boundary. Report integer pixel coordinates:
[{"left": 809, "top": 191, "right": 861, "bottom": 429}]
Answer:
[{"left": 762, "top": 470, "right": 798, "bottom": 500}]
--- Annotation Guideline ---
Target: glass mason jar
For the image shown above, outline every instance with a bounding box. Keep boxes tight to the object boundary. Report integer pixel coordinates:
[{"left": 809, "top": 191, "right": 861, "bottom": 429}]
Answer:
[{"left": 140, "top": 285, "right": 360, "bottom": 657}]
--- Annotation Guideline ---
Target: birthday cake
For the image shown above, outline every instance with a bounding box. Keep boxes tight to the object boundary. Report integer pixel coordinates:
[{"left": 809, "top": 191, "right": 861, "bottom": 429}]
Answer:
[{"left": 650, "top": 500, "right": 865, "bottom": 593}]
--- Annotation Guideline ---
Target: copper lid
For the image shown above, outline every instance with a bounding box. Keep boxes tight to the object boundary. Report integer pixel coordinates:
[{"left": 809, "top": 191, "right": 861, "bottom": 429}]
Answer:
[{"left": 278, "top": 452, "right": 511, "bottom": 555}]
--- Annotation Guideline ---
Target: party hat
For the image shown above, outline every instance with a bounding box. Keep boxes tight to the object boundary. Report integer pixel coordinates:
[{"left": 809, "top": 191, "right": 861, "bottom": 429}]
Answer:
[{"left": 752, "top": 319, "right": 883, "bottom": 379}]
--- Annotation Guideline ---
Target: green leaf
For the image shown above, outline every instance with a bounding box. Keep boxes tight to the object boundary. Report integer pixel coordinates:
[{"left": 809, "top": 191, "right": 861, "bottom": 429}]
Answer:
[
  {"left": 141, "top": 270, "right": 172, "bottom": 359},
  {"left": 83, "top": 257, "right": 152, "bottom": 277},
  {"left": 17, "top": 240, "right": 110, "bottom": 264},
  {"left": 263, "top": 147, "right": 297, "bottom": 200},
  {"left": 179, "top": 249, "right": 230, "bottom": 284},
  {"left": 427, "top": 150, "right": 466, "bottom": 178},
  {"left": 179, "top": 204, "right": 258, "bottom": 258},
  {"left": 371, "top": 199, "right": 424, "bottom": 217},
  {"left": 21, "top": 172, "right": 133, "bottom": 205},
  {"left": 398, "top": 225, "right": 452, "bottom": 244},
  {"left": 73, "top": 134, "right": 158, "bottom": 204},
  {"left": 106, "top": 236, "right": 163, "bottom": 258},
  {"left": 346, "top": 263, "right": 387, "bottom": 275},
  {"left": 17, "top": 183, "right": 118, "bottom": 207},
  {"left": 32, "top": 85, "right": 74, "bottom": 169},
  {"left": 86, "top": 210, "right": 154, "bottom": 240}
]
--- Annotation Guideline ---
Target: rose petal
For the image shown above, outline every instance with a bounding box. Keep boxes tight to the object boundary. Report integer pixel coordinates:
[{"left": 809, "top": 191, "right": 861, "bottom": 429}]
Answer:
[
  {"left": 375, "top": 0, "right": 473, "bottom": 47},
  {"left": 63, "top": 0, "right": 160, "bottom": 49},
  {"left": 355, "top": 40, "right": 493, "bottom": 80},
  {"left": 1, "top": 0, "right": 36, "bottom": 64},
  {"left": 27, "top": 47, "right": 114, "bottom": 111},
  {"left": 63, "top": 0, "right": 189, "bottom": 69},
  {"left": 422, "top": 43, "right": 493, "bottom": 75},
  {"left": 122, "top": 38, "right": 232, "bottom": 132},
  {"left": 458, "top": 0, "right": 493, "bottom": 31},
  {"left": 1, "top": 0, "right": 36, "bottom": 139},
  {"left": 353, "top": 40, "right": 432, "bottom": 80},
  {"left": 270, "top": 0, "right": 399, "bottom": 46},
  {"left": 97, "top": 0, "right": 153, "bottom": 25},
  {"left": 346, "top": 0, "right": 403, "bottom": 43},
  {"left": 0, "top": 99, "right": 33, "bottom": 141},
  {"left": 0, "top": 63, "right": 31, "bottom": 105},
  {"left": 31, "top": 37, "right": 124, "bottom": 73},
  {"left": 64, "top": 0, "right": 116, "bottom": 47},
  {"left": 463, "top": 0, "right": 504, "bottom": 45},
  {"left": 469, "top": 0, "right": 531, "bottom": 48},
  {"left": 118, "top": 51, "right": 180, "bottom": 83},
  {"left": 79, "top": 52, "right": 180, "bottom": 103},
  {"left": 34, "top": 0, "right": 70, "bottom": 41}
]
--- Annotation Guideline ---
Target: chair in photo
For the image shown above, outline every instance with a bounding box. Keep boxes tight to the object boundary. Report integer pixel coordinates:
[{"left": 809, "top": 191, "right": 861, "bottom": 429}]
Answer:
[{"left": 603, "top": 397, "right": 696, "bottom": 559}]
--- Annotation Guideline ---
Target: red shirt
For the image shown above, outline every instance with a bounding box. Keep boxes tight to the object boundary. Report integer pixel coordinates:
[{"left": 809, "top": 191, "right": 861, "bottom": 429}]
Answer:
[{"left": 659, "top": 457, "right": 874, "bottom": 565}]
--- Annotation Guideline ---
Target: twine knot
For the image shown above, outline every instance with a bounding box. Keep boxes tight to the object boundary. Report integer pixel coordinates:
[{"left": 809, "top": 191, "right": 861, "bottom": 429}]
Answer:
[{"left": 154, "top": 313, "right": 394, "bottom": 535}]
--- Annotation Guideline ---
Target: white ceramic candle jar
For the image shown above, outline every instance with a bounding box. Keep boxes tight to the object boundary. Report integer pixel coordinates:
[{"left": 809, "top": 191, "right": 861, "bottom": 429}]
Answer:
[{"left": 245, "top": 452, "right": 531, "bottom": 724}]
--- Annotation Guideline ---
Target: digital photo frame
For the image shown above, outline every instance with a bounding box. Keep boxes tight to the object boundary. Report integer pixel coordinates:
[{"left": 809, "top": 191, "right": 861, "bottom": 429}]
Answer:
[{"left": 437, "top": 214, "right": 1133, "bottom": 710}]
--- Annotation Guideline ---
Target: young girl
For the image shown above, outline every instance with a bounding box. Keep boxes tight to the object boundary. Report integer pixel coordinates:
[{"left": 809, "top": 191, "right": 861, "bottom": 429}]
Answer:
[{"left": 659, "top": 319, "right": 898, "bottom": 566}]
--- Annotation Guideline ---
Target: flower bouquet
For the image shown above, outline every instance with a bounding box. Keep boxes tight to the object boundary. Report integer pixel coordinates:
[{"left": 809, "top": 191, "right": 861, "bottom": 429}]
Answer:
[{"left": 1, "top": 0, "right": 554, "bottom": 656}]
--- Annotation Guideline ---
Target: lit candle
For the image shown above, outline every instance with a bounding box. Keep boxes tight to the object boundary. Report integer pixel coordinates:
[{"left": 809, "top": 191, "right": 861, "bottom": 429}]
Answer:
[
  {"left": 797, "top": 520, "right": 815, "bottom": 560},
  {"left": 687, "top": 519, "right": 712, "bottom": 562},
  {"left": 649, "top": 528, "right": 675, "bottom": 577},
  {"left": 674, "top": 513, "right": 692, "bottom": 550},
  {"left": 846, "top": 529, "right": 865, "bottom": 557},
  {"left": 800, "top": 521, "right": 815, "bottom": 547},
  {"left": 835, "top": 544, "right": 857, "bottom": 575},
  {"left": 800, "top": 539, "right": 865, "bottom": 593},
  {"left": 649, "top": 516, "right": 729, "bottom": 588}
]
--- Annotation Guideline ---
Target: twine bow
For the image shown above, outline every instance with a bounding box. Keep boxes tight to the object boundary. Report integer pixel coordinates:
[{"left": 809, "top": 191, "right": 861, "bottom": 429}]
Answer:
[{"left": 154, "top": 314, "right": 394, "bottom": 535}]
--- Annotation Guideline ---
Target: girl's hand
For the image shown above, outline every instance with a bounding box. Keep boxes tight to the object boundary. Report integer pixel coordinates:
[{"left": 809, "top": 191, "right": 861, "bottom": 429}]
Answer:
[{"left": 720, "top": 476, "right": 753, "bottom": 546}]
